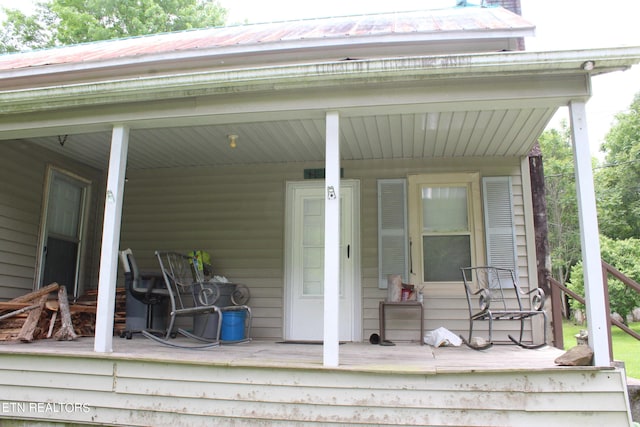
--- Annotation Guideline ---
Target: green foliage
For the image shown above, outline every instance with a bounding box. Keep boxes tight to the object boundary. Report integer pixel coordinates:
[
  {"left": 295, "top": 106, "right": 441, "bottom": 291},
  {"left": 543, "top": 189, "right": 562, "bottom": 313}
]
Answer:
[
  {"left": 538, "top": 121, "right": 582, "bottom": 284},
  {"left": 563, "top": 320, "right": 640, "bottom": 379},
  {"left": 568, "top": 236, "right": 640, "bottom": 321},
  {"left": 1, "top": 0, "right": 227, "bottom": 52},
  {"left": 542, "top": 93, "right": 640, "bottom": 324},
  {"left": 596, "top": 92, "right": 640, "bottom": 240},
  {"left": 0, "top": 6, "right": 52, "bottom": 53}
]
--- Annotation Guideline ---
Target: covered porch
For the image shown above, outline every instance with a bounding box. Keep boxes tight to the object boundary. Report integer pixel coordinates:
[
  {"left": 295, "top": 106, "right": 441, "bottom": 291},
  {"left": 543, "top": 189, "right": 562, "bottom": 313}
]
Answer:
[
  {"left": 0, "top": 11, "right": 640, "bottom": 425},
  {"left": 2, "top": 44, "right": 639, "bottom": 369},
  {"left": 0, "top": 337, "right": 633, "bottom": 426}
]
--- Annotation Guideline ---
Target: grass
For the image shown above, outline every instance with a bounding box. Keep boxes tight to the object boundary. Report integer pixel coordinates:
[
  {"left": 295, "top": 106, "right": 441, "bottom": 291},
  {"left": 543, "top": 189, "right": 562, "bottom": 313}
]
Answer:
[{"left": 563, "top": 320, "right": 640, "bottom": 379}]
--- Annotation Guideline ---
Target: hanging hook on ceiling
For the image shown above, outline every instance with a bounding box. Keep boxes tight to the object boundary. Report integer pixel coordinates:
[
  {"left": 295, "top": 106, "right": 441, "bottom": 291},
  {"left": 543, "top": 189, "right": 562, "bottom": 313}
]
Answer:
[{"left": 58, "top": 135, "right": 68, "bottom": 147}]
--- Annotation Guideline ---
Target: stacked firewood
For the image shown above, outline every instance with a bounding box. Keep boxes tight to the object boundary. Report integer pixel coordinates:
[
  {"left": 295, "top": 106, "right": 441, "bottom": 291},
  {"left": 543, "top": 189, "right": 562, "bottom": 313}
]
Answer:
[
  {"left": 0, "top": 283, "right": 127, "bottom": 342},
  {"left": 75, "top": 288, "right": 127, "bottom": 337}
]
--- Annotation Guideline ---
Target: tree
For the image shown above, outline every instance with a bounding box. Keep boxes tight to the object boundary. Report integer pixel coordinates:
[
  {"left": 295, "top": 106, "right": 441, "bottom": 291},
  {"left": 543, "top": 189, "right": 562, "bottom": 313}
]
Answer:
[
  {"left": 1, "top": 0, "right": 227, "bottom": 53},
  {"left": 568, "top": 236, "right": 640, "bottom": 322},
  {"left": 538, "top": 121, "right": 582, "bottom": 286},
  {"left": 596, "top": 92, "right": 640, "bottom": 240}
]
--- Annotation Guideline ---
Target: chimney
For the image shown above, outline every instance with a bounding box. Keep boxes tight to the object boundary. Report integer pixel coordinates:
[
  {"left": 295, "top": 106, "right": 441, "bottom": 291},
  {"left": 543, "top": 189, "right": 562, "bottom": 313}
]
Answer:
[
  {"left": 484, "top": 0, "right": 522, "bottom": 15},
  {"left": 484, "top": 0, "right": 525, "bottom": 50}
]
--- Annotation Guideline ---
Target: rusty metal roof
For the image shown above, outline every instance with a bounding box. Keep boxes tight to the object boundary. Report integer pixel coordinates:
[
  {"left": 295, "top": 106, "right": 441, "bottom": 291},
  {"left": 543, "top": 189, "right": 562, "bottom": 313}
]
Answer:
[{"left": 0, "top": 7, "right": 533, "bottom": 73}]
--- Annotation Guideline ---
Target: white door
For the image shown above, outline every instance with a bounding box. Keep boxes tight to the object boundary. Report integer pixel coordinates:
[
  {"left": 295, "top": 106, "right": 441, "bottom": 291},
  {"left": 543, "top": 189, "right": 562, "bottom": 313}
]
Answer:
[{"left": 285, "top": 180, "right": 359, "bottom": 341}]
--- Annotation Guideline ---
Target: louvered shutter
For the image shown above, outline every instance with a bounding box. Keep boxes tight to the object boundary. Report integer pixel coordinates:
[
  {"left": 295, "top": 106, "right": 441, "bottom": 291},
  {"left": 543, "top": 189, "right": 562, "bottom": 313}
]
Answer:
[
  {"left": 378, "top": 179, "right": 408, "bottom": 289},
  {"left": 482, "top": 177, "right": 518, "bottom": 286}
]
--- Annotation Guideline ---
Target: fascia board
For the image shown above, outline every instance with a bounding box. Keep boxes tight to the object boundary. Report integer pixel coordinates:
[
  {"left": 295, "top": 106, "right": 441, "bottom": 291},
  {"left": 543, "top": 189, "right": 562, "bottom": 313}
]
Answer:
[{"left": 0, "top": 47, "right": 638, "bottom": 115}]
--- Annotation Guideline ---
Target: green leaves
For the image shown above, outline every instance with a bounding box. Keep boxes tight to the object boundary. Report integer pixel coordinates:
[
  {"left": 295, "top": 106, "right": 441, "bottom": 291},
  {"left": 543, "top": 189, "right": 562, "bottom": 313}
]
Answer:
[
  {"left": 568, "top": 236, "right": 640, "bottom": 321},
  {"left": 542, "top": 92, "right": 640, "bottom": 322},
  {"left": 539, "top": 120, "right": 581, "bottom": 284},
  {"left": 0, "top": 0, "right": 228, "bottom": 51},
  {"left": 597, "top": 93, "right": 640, "bottom": 240}
]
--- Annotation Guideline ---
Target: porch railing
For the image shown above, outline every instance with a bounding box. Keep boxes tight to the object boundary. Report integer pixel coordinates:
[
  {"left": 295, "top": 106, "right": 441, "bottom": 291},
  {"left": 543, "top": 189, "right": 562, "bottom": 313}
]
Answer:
[{"left": 547, "top": 260, "right": 640, "bottom": 358}]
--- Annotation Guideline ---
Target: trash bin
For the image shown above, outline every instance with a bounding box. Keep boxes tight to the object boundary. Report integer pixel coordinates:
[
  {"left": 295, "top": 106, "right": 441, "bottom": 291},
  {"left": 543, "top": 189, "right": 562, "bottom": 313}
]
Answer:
[
  {"left": 221, "top": 310, "right": 246, "bottom": 341},
  {"left": 193, "top": 282, "right": 235, "bottom": 339}
]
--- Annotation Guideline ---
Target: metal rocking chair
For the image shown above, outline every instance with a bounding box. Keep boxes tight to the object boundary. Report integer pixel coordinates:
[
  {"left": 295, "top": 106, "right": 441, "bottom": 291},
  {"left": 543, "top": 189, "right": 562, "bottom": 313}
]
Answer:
[
  {"left": 460, "top": 266, "right": 547, "bottom": 350},
  {"left": 142, "top": 251, "right": 223, "bottom": 348}
]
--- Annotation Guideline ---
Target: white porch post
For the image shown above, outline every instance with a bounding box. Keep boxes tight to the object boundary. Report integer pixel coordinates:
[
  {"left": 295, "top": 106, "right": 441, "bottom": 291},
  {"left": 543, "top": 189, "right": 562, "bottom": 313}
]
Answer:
[
  {"left": 94, "top": 125, "right": 129, "bottom": 353},
  {"left": 569, "top": 101, "right": 610, "bottom": 367},
  {"left": 323, "top": 111, "right": 340, "bottom": 367}
]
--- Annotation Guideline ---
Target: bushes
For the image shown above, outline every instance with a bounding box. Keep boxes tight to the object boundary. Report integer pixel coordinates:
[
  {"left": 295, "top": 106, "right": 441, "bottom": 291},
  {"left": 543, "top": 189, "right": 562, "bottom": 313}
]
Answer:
[{"left": 568, "top": 236, "right": 640, "bottom": 322}]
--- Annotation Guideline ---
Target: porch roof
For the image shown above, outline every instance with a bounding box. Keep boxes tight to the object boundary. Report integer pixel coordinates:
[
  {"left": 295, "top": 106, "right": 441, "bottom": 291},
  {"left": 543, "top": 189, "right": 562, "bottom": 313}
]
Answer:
[
  {"left": 0, "top": 7, "right": 533, "bottom": 84},
  {"left": 0, "top": 8, "right": 638, "bottom": 170},
  {"left": 1, "top": 47, "right": 639, "bottom": 170}
]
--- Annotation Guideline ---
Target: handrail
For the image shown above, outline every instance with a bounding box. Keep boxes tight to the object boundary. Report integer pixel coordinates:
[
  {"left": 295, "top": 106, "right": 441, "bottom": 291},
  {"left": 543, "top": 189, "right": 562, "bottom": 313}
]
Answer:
[
  {"left": 602, "top": 260, "right": 640, "bottom": 294},
  {"left": 546, "top": 260, "right": 640, "bottom": 354},
  {"left": 601, "top": 261, "right": 640, "bottom": 341},
  {"left": 547, "top": 274, "right": 584, "bottom": 305}
]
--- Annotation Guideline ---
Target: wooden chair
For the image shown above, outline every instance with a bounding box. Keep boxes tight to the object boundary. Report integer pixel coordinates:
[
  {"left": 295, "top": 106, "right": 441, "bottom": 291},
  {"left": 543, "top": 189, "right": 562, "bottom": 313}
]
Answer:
[
  {"left": 143, "top": 251, "right": 223, "bottom": 348},
  {"left": 460, "top": 266, "right": 547, "bottom": 350}
]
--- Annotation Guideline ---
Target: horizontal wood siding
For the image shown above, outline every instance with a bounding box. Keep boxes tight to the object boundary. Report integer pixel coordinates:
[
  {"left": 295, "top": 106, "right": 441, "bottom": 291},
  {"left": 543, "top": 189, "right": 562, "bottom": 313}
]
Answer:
[
  {"left": 120, "top": 157, "right": 531, "bottom": 342},
  {"left": 0, "top": 352, "right": 632, "bottom": 426},
  {"left": 121, "top": 164, "right": 298, "bottom": 339},
  {"left": 349, "top": 157, "right": 529, "bottom": 342},
  {"left": 0, "top": 141, "right": 105, "bottom": 301}
]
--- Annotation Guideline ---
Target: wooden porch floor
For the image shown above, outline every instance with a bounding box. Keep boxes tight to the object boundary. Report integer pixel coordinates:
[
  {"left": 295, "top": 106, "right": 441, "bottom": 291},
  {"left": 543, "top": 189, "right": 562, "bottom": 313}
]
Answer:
[
  {"left": 0, "top": 337, "right": 634, "bottom": 426},
  {"left": 0, "top": 335, "right": 574, "bottom": 374}
]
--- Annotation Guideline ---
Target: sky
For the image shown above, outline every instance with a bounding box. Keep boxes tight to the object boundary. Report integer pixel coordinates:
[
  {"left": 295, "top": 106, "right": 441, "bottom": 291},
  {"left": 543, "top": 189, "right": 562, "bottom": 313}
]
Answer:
[{"left": 1, "top": 0, "right": 639, "bottom": 156}]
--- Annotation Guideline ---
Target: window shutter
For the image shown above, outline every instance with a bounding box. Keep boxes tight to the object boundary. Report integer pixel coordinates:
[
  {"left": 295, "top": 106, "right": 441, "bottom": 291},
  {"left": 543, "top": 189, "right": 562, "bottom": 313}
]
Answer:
[
  {"left": 378, "top": 179, "right": 408, "bottom": 289},
  {"left": 482, "top": 177, "right": 518, "bottom": 282}
]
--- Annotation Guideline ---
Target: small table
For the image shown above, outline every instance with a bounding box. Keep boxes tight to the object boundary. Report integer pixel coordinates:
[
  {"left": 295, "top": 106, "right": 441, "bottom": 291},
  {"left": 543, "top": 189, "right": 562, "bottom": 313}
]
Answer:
[{"left": 379, "top": 301, "right": 424, "bottom": 345}]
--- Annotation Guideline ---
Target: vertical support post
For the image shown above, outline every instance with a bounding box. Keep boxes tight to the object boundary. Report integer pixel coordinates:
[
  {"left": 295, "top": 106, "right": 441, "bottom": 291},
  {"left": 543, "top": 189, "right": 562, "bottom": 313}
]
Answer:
[
  {"left": 569, "top": 101, "right": 610, "bottom": 367},
  {"left": 94, "top": 125, "right": 129, "bottom": 353},
  {"left": 323, "top": 111, "right": 340, "bottom": 367}
]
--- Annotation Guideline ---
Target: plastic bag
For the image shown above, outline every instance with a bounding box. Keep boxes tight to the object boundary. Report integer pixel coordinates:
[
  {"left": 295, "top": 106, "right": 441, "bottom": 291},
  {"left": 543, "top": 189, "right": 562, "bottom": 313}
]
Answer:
[
  {"left": 188, "top": 250, "right": 212, "bottom": 275},
  {"left": 423, "top": 327, "right": 462, "bottom": 347}
]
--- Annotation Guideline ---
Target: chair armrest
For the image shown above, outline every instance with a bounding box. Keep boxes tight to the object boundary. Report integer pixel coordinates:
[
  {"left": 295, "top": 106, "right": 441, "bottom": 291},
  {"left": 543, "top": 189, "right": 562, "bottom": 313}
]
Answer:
[
  {"left": 138, "top": 271, "right": 165, "bottom": 297},
  {"left": 139, "top": 270, "right": 163, "bottom": 280},
  {"left": 525, "top": 287, "right": 546, "bottom": 310},
  {"left": 475, "top": 288, "right": 492, "bottom": 311}
]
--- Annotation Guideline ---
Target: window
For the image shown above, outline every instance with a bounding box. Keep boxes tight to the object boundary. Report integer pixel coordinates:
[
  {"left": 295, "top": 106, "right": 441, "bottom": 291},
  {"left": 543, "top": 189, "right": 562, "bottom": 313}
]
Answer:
[
  {"left": 408, "top": 173, "right": 482, "bottom": 285},
  {"left": 421, "top": 185, "right": 471, "bottom": 282}
]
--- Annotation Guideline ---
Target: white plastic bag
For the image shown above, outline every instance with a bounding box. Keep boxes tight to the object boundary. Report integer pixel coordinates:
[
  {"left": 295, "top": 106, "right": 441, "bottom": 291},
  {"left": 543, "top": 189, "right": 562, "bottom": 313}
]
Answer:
[{"left": 424, "top": 327, "right": 462, "bottom": 347}]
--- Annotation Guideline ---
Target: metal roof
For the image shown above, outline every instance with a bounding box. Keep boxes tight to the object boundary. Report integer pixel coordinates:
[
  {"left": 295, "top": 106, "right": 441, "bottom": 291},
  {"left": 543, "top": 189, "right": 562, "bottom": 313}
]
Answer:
[{"left": 0, "top": 7, "right": 533, "bottom": 73}]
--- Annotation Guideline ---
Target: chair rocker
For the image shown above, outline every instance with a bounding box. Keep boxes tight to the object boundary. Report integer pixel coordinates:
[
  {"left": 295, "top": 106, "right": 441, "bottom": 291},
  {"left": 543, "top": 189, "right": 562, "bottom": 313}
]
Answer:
[
  {"left": 191, "top": 281, "right": 253, "bottom": 345},
  {"left": 143, "top": 251, "right": 223, "bottom": 349},
  {"left": 460, "top": 266, "right": 547, "bottom": 350}
]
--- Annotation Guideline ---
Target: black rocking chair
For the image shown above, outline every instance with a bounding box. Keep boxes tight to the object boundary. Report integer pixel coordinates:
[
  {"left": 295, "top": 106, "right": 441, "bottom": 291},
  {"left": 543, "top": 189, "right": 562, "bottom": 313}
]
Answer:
[{"left": 460, "top": 266, "right": 547, "bottom": 350}]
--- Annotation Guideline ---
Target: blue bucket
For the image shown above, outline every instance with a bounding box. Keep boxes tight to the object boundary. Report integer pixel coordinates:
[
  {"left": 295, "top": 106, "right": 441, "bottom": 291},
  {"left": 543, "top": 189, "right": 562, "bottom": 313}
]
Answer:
[{"left": 221, "top": 310, "right": 246, "bottom": 341}]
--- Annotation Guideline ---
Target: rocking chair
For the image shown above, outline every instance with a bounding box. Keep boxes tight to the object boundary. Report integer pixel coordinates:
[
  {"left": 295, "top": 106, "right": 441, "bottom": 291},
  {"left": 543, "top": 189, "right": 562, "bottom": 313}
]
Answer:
[
  {"left": 142, "top": 251, "right": 223, "bottom": 348},
  {"left": 460, "top": 266, "right": 547, "bottom": 350}
]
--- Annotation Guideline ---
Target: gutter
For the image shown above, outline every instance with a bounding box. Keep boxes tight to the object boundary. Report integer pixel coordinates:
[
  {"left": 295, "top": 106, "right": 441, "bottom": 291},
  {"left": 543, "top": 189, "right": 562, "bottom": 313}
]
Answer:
[{"left": 0, "top": 46, "right": 639, "bottom": 115}]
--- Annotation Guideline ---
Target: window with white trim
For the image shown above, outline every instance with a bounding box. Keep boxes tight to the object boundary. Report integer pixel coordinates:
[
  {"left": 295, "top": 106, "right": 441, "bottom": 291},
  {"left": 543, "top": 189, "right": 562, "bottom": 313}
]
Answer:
[{"left": 408, "top": 173, "right": 483, "bottom": 285}]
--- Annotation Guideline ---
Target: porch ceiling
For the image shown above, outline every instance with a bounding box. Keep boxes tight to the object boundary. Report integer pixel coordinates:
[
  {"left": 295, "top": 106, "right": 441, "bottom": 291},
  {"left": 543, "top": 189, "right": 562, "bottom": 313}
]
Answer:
[{"left": 20, "top": 106, "right": 556, "bottom": 170}]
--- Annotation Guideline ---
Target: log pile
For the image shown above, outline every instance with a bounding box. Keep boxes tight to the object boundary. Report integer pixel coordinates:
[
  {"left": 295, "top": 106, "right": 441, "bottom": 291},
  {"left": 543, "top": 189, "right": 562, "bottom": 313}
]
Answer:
[{"left": 0, "top": 283, "right": 127, "bottom": 342}]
